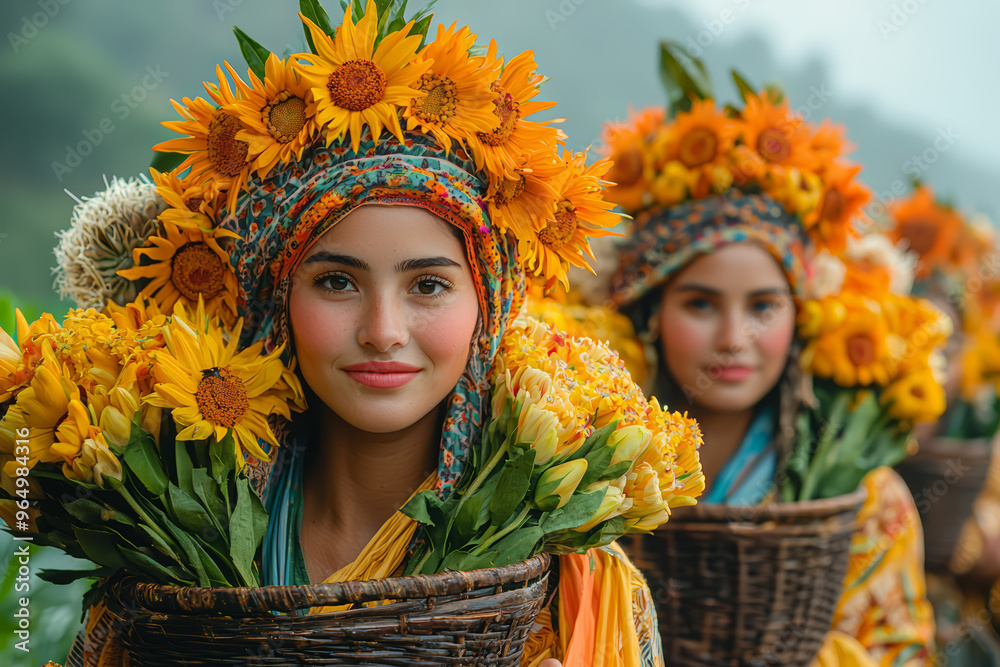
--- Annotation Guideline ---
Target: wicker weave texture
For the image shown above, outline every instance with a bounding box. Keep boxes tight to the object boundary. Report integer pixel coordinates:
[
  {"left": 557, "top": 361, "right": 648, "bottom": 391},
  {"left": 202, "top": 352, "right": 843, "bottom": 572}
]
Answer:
[
  {"left": 624, "top": 490, "right": 866, "bottom": 667},
  {"left": 106, "top": 553, "right": 550, "bottom": 666}
]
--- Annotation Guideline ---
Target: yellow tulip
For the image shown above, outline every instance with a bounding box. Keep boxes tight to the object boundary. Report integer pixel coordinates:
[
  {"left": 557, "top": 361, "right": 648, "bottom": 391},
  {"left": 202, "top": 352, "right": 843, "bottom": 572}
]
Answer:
[
  {"left": 517, "top": 403, "right": 560, "bottom": 464},
  {"left": 574, "top": 481, "right": 630, "bottom": 533},
  {"left": 99, "top": 407, "right": 133, "bottom": 449},
  {"left": 608, "top": 425, "right": 652, "bottom": 467},
  {"left": 64, "top": 427, "right": 122, "bottom": 488},
  {"left": 623, "top": 462, "right": 670, "bottom": 532},
  {"left": 534, "top": 459, "right": 588, "bottom": 511}
]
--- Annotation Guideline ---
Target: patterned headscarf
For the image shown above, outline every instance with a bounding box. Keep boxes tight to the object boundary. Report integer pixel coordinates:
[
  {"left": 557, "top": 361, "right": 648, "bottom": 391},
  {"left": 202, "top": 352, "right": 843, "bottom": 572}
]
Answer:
[
  {"left": 222, "top": 132, "right": 525, "bottom": 501},
  {"left": 608, "top": 189, "right": 810, "bottom": 323}
]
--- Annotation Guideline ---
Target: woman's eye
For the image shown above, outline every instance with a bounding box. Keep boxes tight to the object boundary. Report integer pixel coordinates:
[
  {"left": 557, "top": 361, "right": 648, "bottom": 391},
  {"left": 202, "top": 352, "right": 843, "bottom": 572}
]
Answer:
[
  {"left": 315, "top": 273, "right": 353, "bottom": 292},
  {"left": 411, "top": 278, "right": 450, "bottom": 296},
  {"left": 686, "top": 297, "right": 712, "bottom": 311},
  {"left": 751, "top": 299, "right": 779, "bottom": 314}
]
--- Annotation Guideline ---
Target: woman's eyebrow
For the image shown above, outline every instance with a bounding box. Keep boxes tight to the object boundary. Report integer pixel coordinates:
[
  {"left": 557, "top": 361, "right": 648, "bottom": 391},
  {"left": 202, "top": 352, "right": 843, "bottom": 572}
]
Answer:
[
  {"left": 396, "top": 257, "right": 462, "bottom": 272},
  {"left": 302, "top": 252, "right": 369, "bottom": 270},
  {"left": 674, "top": 284, "right": 790, "bottom": 297}
]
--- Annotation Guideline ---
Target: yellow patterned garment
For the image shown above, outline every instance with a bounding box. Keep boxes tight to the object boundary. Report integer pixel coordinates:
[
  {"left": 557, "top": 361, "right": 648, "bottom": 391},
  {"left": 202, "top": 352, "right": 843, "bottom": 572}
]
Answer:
[{"left": 819, "top": 467, "right": 936, "bottom": 666}]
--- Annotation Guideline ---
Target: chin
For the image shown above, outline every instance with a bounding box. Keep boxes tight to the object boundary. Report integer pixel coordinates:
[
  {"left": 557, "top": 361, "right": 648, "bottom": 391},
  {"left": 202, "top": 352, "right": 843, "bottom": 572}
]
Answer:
[{"left": 695, "top": 384, "right": 768, "bottom": 413}]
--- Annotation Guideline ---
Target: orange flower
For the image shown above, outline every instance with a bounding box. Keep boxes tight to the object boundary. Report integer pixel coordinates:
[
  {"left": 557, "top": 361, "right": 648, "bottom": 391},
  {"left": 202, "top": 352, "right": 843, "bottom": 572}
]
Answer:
[
  {"left": 808, "top": 119, "right": 853, "bottom": 172},
  {"left": 150, "top": 167, "right": 224, "bottom": 226},
  {"left": 154, "top": 65, "right": 253, "bottom": 214},
  {"left": 228, "top": 54, "right": 318, "bottom": 179},
  {"left": 293, "top": 1, "right": 429, "bottom": 152},
  {"left": 888, "top": 186, "right": 963, "bottom": 279},
  {"left": 731, "top": 92, "right": 819, "bottom": 187},
  {"left": 469, "top": 46, "right": 562, "bottom": 181},
  {"left": 117, "top": 223, "right": 240, "bottom": 324},
  {"left": 803, "top": 162, "right": 870, "bottom": 254},
  {"left": 601, "top": 106, "right": 664, "bottom": 212},
  {"left": 403, "top": 22, "right": 501, "bottom": 156},
  {"left": 519, "top": 151, "right": 621, "bottom": 289},
  {"left": 485, "top": 147, "right": 561, "bottom": 238},
  {"left": 657, "top": 99, "right": 737, "bottom": 199}
]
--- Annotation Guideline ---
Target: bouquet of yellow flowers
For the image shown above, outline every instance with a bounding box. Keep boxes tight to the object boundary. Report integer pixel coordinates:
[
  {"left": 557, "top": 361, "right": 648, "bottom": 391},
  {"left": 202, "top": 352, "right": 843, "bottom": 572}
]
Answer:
[
  {"left": 785, "top": 233, "right": 950, "bottom": 500},
  {"left": 0, "top": 298, "right": 305, "bottom": 589},
  {"left": 403, "top": 315, "right": 704, "bottom": 574}
]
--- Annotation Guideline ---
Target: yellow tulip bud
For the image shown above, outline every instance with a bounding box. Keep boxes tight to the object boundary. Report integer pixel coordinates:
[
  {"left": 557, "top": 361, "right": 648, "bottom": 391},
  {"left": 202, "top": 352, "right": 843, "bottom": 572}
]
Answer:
[
  {"left": 99, "top": 407, "right": 132, "bottom": 448},
  {"left": 608, "top": 425, "right": 651, "bottom": 467},
  {"left": 623, "top": 462, "right": 669, "bottom": 526},
  {"left": 65, "top": 428, "right": 122, "bottom": 488},
  {"left": 535, "top": 459, "right": 588, "bottom": 511}
]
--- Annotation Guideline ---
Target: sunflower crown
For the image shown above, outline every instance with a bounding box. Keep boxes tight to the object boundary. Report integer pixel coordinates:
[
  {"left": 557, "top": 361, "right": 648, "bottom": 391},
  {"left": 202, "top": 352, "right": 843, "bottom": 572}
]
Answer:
[
  {"left": 601, "top": 44, "right": 870, "bottom": 256},
  {"left": 142, "top": 0, "right": 618, "bottom": 298}
]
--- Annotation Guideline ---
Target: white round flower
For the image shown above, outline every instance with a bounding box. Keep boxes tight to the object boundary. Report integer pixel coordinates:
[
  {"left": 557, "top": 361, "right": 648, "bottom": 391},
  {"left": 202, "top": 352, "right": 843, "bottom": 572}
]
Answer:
[{"left": 53, "top": 175, "right": 166, "bottom": 309}]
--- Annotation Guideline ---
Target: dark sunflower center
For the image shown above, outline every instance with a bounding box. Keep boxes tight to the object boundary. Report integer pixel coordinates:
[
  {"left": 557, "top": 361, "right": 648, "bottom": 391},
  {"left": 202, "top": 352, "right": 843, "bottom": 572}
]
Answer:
[
  {"left": 821, "top": 189, "right": 845, "bottom": 222},
  {"left": 415, "top": 73, "right": 458, "bottom": 123},
  {"left": 207, "top": 112, "right": 250, "bottom": 177},
  {"left": 539, "top": 202, "right": 577, "bottom": 249},
  {"left": 847, "top": 335, "right": 876, "bottom": 367},
  {"left": 328, "top": 59, "right": 387, "bottom": 111},
  {"left": 678, "top": 127, "right": 718, "bottom": 168},
  {"left": 265, "top": 92, "right": 307, "bottom": 143},
  {"left": 757, "top": 127, "right": 791, "bottom": 163},
  {"left": 608, "top": 146, "right": 644, "bottom": 188},
  {"left": 195, "top": 367, "right": 248, "bottom": 428},
  {"left": 496, "top": 173, "right": 526, "bottom": 206},
  {"left": 478, "top": 84, "right": 519, "bottom": 147},
  {"left": 899, "top": 220, "right": 939, "bottom": 255},
  {"left": 171, "top": 242, "right": 225, "bottom": 301}
]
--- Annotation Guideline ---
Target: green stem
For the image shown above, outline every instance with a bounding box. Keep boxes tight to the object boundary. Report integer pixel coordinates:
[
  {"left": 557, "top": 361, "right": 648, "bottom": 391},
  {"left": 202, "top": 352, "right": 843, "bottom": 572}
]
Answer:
[
  {"left": 117, "top": 485, "right": 179, "bottom": 554},
  {"left": 800, "top": 391, "right": 850, "bottom": 501},
  {"left": 472, "top": 504, "right": 531, "bottom": 556},
  {"left": 449, "top": 434, "right": 510, "bottom": 530}
]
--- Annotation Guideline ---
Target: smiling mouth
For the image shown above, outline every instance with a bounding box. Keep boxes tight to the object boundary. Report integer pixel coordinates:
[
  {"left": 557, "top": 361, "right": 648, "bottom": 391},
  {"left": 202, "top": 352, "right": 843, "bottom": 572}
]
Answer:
[
  {"left": 707, "top": 365, "right": 756, "bottom": 382},
  {"left": 344, "top": 370, "right": 420, "bottom": 389}
]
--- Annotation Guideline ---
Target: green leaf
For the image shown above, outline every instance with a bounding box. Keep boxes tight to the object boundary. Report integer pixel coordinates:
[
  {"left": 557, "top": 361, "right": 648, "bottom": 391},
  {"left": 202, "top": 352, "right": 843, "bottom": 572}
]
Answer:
[
  {"left": 541, "top": 486, "right": 607, "bottom": 534},
  {"left": 731, "top": 69, "right": 756, "bottom": 102},
  {"left": 454, "top": 495, "right": 485, "bottom": 539},
  {"left": 300, "top": 0, "right": 337, "bottom": 53},
  {"left": 210, "top": 433, "right": 237, "bottom": 488},
  {"left": 37, "top": 566, "right": 115, "bottom": 586},
  {"left": 401, "top": 489, "right": 444, "bottom": 527},
  {"left": 488, "top": 526, "right": 545, "bottom": 567},
  {"left": 228, "top": 477, "right": 260, "bottom": 586},
  {"left": 658, "top": 41, "right": 711, "bottom": 117},
  {"left": 487, "top": 448, "right": 535, "bottom": 526},
  {"left": 579, "top": 443, "right": 616, "bottom": 488},
  {"left": 73, "top": 526, "right": 128, "bottom": 571},
  {"left": 138, "top": 524, "right": 182, "bottom": 563},
  {"left": 192, "top": 468, "right": 229, "bottom": 536},
  {"left": 174, "top": 441, "right": 196, "bottom": 500},
  {"left": 63, "top": 498, "right": 136, "bottom": 528},
  {"left": 123, "top": 426, "right": 169, "bottom": 496},
  {"left": 150, "top": 151, "right": 186, "bottom": 172},
  {"left": 120, "top": 547, "right": 191, "bottom": 584},
  {"left": 161, "top": 517, "right": 217, "bottom": 587},
  {"left": 167, "top": 484, "right": 214, "bottom": 537},
  {"left": 563, "top": 420, "right": 618, "bottom": 463},
  {"left": 233, "top": 27, "right": 272, "bottom": 81}
]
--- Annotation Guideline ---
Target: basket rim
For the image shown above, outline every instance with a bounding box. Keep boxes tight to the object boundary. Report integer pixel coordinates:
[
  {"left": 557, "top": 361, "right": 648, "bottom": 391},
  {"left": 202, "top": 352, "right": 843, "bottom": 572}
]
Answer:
[
  {"left": 907, "top": 435, "right": 994, "bottom": 461},
  {"left": 114, "top": 551, "right": 551, "bottom": 614},
  {"left": 661, "top": 484, "right": 868, "bottom": 524}
]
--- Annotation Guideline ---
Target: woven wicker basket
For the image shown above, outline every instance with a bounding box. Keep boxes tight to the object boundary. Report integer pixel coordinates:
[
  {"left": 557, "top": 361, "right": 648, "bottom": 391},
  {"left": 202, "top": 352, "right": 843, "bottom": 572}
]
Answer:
[
  {"left": 895, "top": 436, "right": 993, "bottom": 573},
  {"left": 104, "top": 552, "right": 550, "bottom": 666},
  {"left": 621, "top": 488, "right": 866, "bottom": 667}
]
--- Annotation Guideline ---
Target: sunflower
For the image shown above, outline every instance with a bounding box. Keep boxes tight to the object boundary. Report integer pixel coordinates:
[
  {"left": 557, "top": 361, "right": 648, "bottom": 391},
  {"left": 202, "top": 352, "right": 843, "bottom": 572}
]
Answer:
[
  {"left": 470, "top": 46, "right": 562, "bottom": 180},
  {"left": 227, "top": 55, "right": 318, "bottom": 179},
  {"left": 801, "top": 295, "right": 897, "bottom": 387},
  {"left": 293, "top": 2, "right": 429, "bottom": 153},
  {"left": 600, "top": 107, "right": 664, "bottom": 213},
  {"left": 117, "top": 223, "right": 240, "bottom": 324},
  {"left": 888, "top": 186, "right": 963, "bottom": 278},
  {"left": 881, "top": 369, "right": 946, "bottom": 424},
  {"left": 801, "top": 161, "right": 870, "bottom": 254},
  {"left": 155, "top": 66, "right": 253, "bottom": 213},
  {"left": 486, "top": 147, "right": 561, "bottom": 238},
  {"left": 146, "top": 306, "right": 303, "bottom": 467},
  {"left": 403, "top": 22, "right": 501, "bottom": 156},
  {"left": 732, "top": 93, "right": 819, "bottom": 187},
  {"left": 150, "top": 167, "right": 223, "bottom": 223},
  {"left": 808, "top": 119, "right": 852, "bottom": 172},
  {"left": 520, "top": 150, "right": 621, "bottom": 289},
  {"left": 658, "top": 99, "right": 737, "bottom": 199},
  {"left": 0, "top": 348, "right": 81, "bottom": 473}
]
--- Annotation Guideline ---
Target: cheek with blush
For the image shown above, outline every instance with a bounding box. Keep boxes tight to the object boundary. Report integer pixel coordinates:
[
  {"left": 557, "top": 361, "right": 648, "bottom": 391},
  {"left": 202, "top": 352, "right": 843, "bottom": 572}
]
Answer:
[
  {"left": 412, "top": 305, "right": 479, "bottom": 381},
  {"left": 660, "top": 308, "right": 715, "bottom": 388},
  {"left": 754, "top": 311, "right": 796, "bottom": 379}
]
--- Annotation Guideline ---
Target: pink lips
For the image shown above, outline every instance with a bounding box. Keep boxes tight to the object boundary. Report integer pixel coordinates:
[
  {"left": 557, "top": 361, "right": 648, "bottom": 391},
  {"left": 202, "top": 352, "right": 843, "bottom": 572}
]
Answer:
[
  {"left": 708, "top": 365, "right": 755, "bottom": 382},
  {"left": 343, "top": 361, "right": 421, "bottom": 389}
]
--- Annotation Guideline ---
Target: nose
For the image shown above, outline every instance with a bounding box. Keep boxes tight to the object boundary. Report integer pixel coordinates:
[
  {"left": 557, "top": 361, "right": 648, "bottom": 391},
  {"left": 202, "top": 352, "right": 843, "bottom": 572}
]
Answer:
[
  {"left": 357, "top": 292, "right": 409, "bottom": 353},
  {"left": 716, "top": 306, "right": 749, "bottom": 354}
]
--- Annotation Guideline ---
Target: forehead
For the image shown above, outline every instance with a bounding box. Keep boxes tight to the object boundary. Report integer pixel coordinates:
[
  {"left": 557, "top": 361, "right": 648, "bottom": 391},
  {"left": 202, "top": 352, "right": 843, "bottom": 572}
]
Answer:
[
  {"left": 669, "top": 242, "right": 790, "bottom": 293},
  {"left": 303, "top": 204, "right": 468, "bottom": 263}
]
